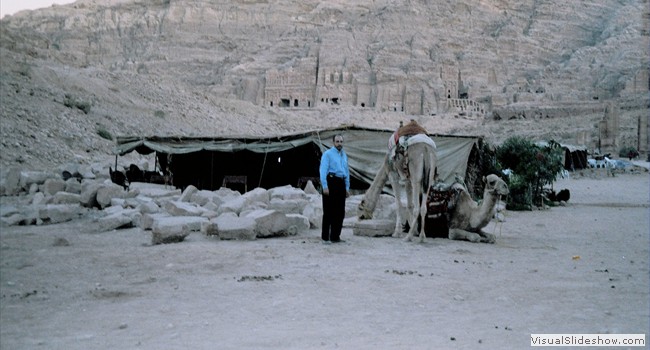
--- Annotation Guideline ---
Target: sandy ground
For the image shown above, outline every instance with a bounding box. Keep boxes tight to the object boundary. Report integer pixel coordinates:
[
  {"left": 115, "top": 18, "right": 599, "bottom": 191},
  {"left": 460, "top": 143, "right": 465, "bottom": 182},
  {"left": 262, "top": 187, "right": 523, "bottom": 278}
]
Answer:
[{"left": 0, "top": 170, "right": 648, "bottom": 350}]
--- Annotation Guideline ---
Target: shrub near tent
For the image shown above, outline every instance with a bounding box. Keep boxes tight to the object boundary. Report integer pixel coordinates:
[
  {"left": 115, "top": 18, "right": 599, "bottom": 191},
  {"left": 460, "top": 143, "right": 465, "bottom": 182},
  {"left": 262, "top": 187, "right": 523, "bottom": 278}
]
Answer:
[
  {"left": 496, "top": 137, "right": 564, "bottom": 210},
  {"left": 619, "top": 146, "right": 639, "bottom": 160}
]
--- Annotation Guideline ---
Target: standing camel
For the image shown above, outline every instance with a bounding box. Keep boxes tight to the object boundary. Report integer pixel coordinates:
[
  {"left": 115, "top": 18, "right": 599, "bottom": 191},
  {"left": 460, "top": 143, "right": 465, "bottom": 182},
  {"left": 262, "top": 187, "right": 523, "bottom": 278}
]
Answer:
[{"left": 358, "top": 128, "right": 437, "bottom": 243}]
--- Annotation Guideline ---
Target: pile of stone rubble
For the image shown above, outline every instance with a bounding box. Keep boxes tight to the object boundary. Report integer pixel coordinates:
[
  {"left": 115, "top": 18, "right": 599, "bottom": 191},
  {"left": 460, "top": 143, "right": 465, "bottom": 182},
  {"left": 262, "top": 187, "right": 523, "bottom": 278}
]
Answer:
[{"left": 0, "top": 166, "right": 401, "bottom": 244}]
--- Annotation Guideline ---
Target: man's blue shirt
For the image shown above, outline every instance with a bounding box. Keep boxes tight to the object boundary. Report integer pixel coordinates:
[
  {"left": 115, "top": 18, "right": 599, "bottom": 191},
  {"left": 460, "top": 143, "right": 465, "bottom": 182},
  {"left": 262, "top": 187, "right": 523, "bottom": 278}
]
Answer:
[{"left": 319, "top": 147, "right": 350, "bottom": 190}]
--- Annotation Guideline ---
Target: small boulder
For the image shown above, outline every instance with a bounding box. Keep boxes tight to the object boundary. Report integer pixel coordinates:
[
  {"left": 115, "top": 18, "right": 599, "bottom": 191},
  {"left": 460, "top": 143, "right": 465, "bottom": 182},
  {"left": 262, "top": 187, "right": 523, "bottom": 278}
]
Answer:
[
  {"left": 80, "top": 181, "right": 102, "bottom": 208},
  {"left": 96, "top": 183, "right": 129, "bottom": 209},
  {"left": 212, "top": 214, "right": 256, "bottom": 240},
  {"left": 97, "top": 211, "right": 135, "bottom": 232},
  {"left": 52, "top": 192, "right": 81, "bottom": 205},
  {"left": 20, "top": 171, "right": 52, "bottom": 192},
  {"left": 179, "top": 185, "right": 199, "bottom": 202},
  {"left": 3, "top": 167, "right": 22, "bottom": 195},
  {"left": 352, "top": 219, "right": 395, "bottom": 237},
  {"left": 43, "top": 178, "right": 66, "bottom": 196},
  {"left": 242, "top": 209, "right": 289, "bottom": 238},
  {"left": 163, "top": 201, "right": 206, "bottom": 216},
  {"left": 38, "top": 204, "right": 83, "bottom": 224},
  {"left": 151, "top": 216, "right": 208, "bottom": 244}
]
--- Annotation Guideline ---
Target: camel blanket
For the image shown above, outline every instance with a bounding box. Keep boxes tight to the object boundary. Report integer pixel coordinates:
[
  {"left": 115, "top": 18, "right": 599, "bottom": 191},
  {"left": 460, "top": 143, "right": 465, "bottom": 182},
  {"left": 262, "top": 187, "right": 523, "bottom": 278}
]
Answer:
[
  {"left": 388, "top": 133, "right": 437, "bottom": 180},
  {"left": 399, "top": 134, "right": 436, "bottom": 149},
  {"left": 389, "top": 133, "right": 437, "bottom": 157}
]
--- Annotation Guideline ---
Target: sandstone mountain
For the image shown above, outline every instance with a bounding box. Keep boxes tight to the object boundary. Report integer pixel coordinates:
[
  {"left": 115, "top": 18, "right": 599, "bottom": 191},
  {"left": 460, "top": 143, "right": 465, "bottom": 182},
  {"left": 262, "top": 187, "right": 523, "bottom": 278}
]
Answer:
[{"left": 1, "top": 0, "right": 648, "bottom": 171}]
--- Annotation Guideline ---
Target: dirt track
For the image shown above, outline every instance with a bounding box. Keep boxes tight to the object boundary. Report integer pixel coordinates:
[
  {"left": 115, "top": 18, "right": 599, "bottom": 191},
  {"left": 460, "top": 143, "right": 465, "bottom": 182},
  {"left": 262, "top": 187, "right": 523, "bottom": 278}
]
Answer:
[{"left": 0, "top": 171, "right": 648, "bottom": 349}]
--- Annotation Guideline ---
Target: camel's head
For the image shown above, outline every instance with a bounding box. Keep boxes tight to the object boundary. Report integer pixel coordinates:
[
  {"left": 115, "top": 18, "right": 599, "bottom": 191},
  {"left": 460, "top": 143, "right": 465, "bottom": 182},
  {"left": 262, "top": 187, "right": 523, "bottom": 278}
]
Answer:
[
  {"left": 357, "top": 198, "right": 374, "bottom": 220},
  {"left": 484, "top": 174, "right": 509, "bottom": 196}
]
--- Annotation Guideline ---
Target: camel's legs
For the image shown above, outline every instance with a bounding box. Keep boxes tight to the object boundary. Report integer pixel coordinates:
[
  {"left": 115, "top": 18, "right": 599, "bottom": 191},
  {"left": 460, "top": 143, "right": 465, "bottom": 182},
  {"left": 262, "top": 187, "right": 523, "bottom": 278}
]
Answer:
[
  {"left": 448, "top": 228, "right": 496, "bottom": 243},
  {"left": 478, "top": 231, "right": 496, "bottom": 243},
  {"left": 388, "top": 172, "right": 406, "bottom": 237},
  {"left": 417, "top": 191, "right": 428, "bottom": 243},
  {"left": 448, "top": 228, "right": 481, "bottom": 243},
  {"left": 403, "top": 177, "right": 422, "bottom": 242},
  {"left": 405, "top": 180, "right": 414, "bottom": 221},
  {"left": 403, "top": 150, "right": 432, "bottom": 243}
]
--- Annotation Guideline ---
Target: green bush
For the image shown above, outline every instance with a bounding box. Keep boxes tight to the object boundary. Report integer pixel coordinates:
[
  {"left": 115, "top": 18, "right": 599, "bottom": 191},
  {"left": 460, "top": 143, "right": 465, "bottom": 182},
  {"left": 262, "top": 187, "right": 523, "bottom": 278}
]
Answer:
[
  {"left": 496, "top": 137, "right": 564, "bottom": 210},
  {"left": 506, "top": 172, "right": 533, "bottom": 211},
  {"left": 464, "top": 139, "right": 500, "bottom": 199},
  {"left": 78, "top": 101, "right": 91, "bottom": 114},
  {"left": 63, "top": 94, "right": 92, "bottom": 114},
  {"left": 96, "top": 128, "right": 113, "bottom": 140},
  {"left": 619, "top": 146, "right": 639, "bottom": 159},
  {"left": 63, "top": 94, "right": 75, "bottom": 108}
]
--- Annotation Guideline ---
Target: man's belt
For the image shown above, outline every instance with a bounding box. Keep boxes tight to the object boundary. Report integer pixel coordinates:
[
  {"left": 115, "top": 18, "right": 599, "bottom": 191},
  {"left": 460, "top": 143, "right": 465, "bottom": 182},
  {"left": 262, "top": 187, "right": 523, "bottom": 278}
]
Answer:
[{"left": 327, "top": 173, "right": 345, "bottom": 179}]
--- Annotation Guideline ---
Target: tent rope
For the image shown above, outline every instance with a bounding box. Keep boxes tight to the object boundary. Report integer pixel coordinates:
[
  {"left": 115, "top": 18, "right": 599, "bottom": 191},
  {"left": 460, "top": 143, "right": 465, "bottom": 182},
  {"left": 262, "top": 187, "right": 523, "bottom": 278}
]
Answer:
[
  {"left": 258, "top": 138, "right": 272, "bottom": 188},
  {"left": 492, "top": 194, "right": 507, "bottom": 237}
]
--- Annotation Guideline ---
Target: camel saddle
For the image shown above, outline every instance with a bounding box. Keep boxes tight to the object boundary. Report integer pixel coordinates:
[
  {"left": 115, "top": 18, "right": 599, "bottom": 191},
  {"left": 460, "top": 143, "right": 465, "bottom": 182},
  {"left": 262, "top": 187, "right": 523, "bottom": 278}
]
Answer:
[
  {"left": 426, "top": 181, "right": 461, "bottom": 219},
  {"left": 388, "top": 121, "right": 429, "bottom": 150}
]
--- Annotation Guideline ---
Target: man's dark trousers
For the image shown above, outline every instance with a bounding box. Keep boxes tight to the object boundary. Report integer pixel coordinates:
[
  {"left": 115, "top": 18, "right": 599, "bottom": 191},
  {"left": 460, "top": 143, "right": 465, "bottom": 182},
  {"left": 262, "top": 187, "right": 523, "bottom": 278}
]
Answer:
[{"left": 322, "top": 175, "right": 346, "bottom": 241}]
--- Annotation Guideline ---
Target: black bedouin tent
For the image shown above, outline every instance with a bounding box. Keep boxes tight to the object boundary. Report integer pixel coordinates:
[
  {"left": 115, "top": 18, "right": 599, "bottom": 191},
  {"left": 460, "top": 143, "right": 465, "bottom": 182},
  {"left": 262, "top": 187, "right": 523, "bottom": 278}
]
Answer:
[
  {"left": 562, "top": 144, "right": 589, "bottom": 170},
  {"left": 114, "top": 126, "right": 481, "bottom": 193},
  {"left": 535, "top": 141, "right": 589, "bottom": 170}
]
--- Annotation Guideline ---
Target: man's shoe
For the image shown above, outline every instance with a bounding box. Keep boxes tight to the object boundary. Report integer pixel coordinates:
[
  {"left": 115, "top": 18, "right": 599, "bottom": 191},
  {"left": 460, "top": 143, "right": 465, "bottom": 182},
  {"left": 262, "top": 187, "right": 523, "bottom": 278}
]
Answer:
[
  {"left": 332, "top": 239, "right": 345, "bottom": 243},
  {"left": 322, "top": 240, "right": 331, "bottom": 244}
]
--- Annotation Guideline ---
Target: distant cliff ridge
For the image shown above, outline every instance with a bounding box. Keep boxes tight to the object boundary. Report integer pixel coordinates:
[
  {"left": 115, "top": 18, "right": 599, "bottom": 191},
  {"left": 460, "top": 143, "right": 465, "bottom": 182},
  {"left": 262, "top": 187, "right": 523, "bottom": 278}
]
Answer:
[
  {"left": 2, "top": 0, "right": 647, "bottom": 111},
  {"left": 0, "top": 0, "right": 648, "bottom": 169}
]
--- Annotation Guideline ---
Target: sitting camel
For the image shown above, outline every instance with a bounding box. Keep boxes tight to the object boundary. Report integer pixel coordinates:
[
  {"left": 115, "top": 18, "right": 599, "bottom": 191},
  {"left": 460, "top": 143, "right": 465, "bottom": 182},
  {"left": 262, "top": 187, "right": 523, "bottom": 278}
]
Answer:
[
  {"left": 443, "top": 174, "right": 509, "bottom": 243},
  {"left": 358, "top": 121, "right": 437, "bottom": 242}
]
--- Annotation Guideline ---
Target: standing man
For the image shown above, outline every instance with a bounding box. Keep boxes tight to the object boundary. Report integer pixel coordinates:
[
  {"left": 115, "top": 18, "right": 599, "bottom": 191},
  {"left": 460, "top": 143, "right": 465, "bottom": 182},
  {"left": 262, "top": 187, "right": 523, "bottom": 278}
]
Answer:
[{"left": 319, "top": 134, "right": 350, "bottom": 243}]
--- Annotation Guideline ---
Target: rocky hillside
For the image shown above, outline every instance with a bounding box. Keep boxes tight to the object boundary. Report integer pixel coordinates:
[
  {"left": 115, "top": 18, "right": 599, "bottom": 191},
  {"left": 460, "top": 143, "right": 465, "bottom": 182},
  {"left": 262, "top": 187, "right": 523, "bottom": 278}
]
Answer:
[{"left": 0, "top": 0, "right": 648, "bottom": 171}]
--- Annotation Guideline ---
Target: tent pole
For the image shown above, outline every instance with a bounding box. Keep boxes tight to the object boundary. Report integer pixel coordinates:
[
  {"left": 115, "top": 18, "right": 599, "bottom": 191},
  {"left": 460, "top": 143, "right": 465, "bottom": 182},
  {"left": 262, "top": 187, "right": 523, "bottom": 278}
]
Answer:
[
  {"left": 258, "top": 139, "right": 271, "bottom": 188},
  {"left": 210, "top": 152, "right": 214, "bottom": 189},
  {"left": 114, "top": 155, "right": 118, "bottom": 170}
]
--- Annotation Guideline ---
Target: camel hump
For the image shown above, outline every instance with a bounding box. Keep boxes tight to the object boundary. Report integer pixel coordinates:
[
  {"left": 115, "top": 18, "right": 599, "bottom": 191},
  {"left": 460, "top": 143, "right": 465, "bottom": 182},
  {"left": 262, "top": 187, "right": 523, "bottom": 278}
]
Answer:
[
  {"left": 389, "top": 120, "right": 430, "bottom": 150},
  {"left": 397, "top": 120, "right": 428, "bottom": 137}
]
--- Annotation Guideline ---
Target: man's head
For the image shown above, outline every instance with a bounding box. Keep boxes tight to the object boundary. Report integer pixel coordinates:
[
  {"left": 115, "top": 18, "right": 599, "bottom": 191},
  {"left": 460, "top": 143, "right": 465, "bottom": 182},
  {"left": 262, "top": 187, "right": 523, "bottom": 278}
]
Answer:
[{"left": 333, "top": 134, "right": 344, "bottom": 151}]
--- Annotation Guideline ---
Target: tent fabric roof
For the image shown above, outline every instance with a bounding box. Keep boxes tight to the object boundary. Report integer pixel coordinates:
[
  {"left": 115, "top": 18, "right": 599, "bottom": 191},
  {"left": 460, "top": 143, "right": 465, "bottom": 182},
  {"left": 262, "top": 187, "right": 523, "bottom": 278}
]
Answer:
[
  {"left": 114, "top": 125, "right": 480, "bottom": 187},
  {"left": 534, "top": 141, "right": 588, "bottom": 152},
  {"left": 115, "top": 131, "right": 318, "bottom": 155}
]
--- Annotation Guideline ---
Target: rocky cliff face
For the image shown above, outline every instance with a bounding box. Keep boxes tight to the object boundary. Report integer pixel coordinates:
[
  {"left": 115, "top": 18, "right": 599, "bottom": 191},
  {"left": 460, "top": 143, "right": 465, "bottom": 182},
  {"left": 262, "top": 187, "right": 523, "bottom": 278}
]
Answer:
[{"left": 0, "top": 0, "right": 648, "bottom": 170}]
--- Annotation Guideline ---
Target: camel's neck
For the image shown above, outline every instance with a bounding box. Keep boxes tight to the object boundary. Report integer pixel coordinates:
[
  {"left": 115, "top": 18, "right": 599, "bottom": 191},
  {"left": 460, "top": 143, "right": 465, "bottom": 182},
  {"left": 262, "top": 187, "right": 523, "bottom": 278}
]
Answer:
[
  {"left": 362, "top": 153, "right": 391, "bottom": 212},
  {"left": 478, "top": 189, "right": 500, "bottom": 218}
]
